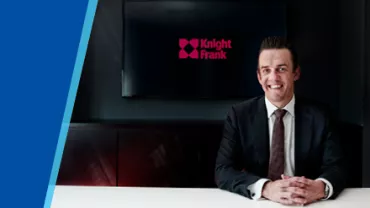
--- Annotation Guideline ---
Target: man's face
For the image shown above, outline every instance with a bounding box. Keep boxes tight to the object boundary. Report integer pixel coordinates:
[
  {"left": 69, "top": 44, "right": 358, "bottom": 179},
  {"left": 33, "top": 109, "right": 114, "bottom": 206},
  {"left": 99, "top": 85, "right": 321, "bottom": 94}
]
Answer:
[{"left": 257, "top": 49, "right": 300, "bottom": 106}]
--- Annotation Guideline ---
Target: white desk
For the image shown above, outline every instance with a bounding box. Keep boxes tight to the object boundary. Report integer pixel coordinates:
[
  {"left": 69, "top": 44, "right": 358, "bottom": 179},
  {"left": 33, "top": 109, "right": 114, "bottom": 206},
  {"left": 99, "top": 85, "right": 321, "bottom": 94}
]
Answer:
[{"left": 50, "top": 186, "right": 370, "bottom": 208}]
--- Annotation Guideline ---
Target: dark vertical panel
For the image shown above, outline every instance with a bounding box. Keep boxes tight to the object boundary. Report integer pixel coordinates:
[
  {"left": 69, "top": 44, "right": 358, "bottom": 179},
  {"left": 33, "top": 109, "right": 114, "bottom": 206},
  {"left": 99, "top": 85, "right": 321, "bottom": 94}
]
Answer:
[
  {"left": 363, "top": 0, "right": 370, "bottom": 187},
  {"left": 338, "top": 0, "right": 365, "bottom": 125},
  {"left": 117, "top": 127, "right": 192, "bottom": 187},
  {"left": 337, "top": 0, "right": 366, "bottom": 188},
  {"left": 287, "top": 0, "right": 340, "bottom": 113},
  {"left": 57, "top": 125, "right": 117, "bottom": 186}
]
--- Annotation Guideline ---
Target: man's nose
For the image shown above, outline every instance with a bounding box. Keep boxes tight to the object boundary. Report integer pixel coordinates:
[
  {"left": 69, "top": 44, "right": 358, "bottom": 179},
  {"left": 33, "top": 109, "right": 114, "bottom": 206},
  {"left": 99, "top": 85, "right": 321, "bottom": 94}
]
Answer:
[{"left": 269, "top": 70, "right": 281, "bottom": 80}]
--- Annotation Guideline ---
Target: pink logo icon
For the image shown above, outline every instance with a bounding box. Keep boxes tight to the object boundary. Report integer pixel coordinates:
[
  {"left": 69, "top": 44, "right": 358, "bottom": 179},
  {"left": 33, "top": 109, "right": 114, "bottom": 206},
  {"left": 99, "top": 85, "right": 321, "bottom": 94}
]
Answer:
[
  {"left": 179, "top": 38, "right": 232, "bottom": 60},
  {"left": 179, "top": 38, "right": 199, "bottom": 59}
]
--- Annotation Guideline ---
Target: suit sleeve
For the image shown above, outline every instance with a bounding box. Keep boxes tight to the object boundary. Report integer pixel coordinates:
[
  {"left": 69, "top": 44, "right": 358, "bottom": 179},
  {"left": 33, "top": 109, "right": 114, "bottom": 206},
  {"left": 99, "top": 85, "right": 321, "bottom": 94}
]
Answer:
[
  {"left": 215, "top": 106, "right": 262, "bottom": 199},
  {"left": 318, "top": 112, "right": 347, "bottom": 199}
]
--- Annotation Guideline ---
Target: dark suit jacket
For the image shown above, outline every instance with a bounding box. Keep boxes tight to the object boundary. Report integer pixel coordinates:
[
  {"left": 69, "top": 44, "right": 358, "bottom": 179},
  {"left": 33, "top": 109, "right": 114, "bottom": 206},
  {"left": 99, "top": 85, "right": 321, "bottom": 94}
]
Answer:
[{"left": 215, "top": 95, "right": 347, "bottom": 199}]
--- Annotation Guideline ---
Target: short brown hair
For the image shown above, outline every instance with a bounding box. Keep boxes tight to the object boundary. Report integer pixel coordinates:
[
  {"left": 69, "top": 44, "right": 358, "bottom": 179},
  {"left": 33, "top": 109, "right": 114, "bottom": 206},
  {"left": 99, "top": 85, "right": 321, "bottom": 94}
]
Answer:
[{"left": 259, "top": 36, "right": 299, "bottom": 70}]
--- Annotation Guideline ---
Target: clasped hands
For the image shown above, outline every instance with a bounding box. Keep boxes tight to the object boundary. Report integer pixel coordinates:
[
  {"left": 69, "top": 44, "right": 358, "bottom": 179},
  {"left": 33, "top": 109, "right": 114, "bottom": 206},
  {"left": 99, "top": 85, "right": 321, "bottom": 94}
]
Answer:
[{"left": 262, "top": 175, "right": 325, "bottom": 206}]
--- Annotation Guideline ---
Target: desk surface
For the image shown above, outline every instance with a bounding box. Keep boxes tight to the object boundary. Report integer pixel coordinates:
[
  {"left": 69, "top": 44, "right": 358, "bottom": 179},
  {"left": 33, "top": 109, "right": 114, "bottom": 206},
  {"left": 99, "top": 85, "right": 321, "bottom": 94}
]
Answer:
[{"left": 51, "top": 186, "right": 370, "bottom": 208}]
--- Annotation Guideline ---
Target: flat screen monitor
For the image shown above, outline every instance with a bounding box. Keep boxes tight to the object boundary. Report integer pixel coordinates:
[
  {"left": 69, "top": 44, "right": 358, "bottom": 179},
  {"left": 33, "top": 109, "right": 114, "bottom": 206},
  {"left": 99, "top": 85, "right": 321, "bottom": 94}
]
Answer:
[{"left": 122, "top": 0, "right": 287, "bottom": 99}]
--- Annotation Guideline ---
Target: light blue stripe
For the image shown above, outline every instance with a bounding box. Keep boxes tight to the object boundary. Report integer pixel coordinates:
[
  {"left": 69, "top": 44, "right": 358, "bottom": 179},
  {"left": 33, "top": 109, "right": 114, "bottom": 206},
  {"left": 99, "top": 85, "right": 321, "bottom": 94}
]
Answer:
[{"left": 43, "top": 0, "right": 98, "bottom": 207}]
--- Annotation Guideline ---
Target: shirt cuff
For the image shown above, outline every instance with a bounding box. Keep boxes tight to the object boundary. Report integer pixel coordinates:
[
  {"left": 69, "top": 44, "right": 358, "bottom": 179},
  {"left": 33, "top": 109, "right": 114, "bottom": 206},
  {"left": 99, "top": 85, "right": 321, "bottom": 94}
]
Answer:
[
  {"left": 316, "top": 178, "right": 333, "bottom": 200},
  {"left": 247, "top": 178, "right": 270, "bottom": 200}
]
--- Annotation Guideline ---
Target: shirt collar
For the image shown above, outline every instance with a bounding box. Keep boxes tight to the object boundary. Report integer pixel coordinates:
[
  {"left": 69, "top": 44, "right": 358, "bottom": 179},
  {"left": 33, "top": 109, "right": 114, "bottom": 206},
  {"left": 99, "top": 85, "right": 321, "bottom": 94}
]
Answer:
[{"left": 265, "top": 95, "right": 295, "bottom": 118}]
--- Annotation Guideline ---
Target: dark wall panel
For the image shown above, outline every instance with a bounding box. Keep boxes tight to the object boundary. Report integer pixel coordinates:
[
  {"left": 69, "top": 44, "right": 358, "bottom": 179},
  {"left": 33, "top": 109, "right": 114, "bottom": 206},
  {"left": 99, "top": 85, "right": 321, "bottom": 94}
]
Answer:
[
  {"left": 287, "top": 0, "right": 340, "bottom": 114},
  {"left": 338, "top": 0, "right": 365, "bottom": 125},
  {"left": 363, "top": 0, "right": 370, "bottom": 187},
  {"left": 57, "top": 125, "right": 117, "bottom": 186}
]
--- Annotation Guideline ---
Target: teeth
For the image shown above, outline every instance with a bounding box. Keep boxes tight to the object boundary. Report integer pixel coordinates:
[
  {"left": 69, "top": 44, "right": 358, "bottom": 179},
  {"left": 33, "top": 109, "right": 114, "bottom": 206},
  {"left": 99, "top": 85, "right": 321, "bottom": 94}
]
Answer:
[{"left": 270, "top": 85, "right": 282, "bottom": 89}]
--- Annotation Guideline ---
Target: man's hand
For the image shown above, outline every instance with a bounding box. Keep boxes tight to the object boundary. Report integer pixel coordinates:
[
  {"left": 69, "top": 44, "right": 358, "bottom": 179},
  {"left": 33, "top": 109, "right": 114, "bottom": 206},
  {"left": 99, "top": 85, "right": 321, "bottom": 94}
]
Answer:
[
  {"left": 281, "top": 175, "right": 326, "bottom": 205},
  {"left": 261, "top": 177, "right": 307, "bottom": 205}
]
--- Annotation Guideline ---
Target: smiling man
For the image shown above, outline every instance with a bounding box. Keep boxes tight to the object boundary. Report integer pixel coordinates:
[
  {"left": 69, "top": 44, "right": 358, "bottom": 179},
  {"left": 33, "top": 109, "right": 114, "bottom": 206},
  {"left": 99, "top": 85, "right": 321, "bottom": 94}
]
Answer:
[{"left": 215, "top": 36, "right": 347, "bottom": 205}]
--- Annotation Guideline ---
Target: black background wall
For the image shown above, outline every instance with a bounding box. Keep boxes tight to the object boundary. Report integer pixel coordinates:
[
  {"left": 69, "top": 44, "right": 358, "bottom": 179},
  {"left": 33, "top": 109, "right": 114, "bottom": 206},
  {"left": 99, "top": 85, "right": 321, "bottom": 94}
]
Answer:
[
  {"left": 338, "top": 0, "right": 366, "bottom": 126},
  {"left": 67, "top": 0, "right": 369, "bottom": 187},
  {"left": 363, "top": 0, "right": 370, "bottom": 187},
  {"left": 72, "top": 0, "right": 365, "bottom": 124}
]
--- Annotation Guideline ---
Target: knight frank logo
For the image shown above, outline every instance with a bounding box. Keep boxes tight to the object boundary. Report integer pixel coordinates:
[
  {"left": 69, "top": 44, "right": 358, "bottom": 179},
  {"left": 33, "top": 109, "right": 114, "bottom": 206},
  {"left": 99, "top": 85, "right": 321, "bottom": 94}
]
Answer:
[{"left": 179, "top": 38, "right": 232, "bottom": 59}]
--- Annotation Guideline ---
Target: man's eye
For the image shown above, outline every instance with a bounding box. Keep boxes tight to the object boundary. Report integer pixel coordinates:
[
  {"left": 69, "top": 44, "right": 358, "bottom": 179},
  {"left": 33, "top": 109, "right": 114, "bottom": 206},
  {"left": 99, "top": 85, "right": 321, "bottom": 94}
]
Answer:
[
  {"left": 278, "top": 67, "right": 286, "bottom": 72},
  {"left": 263, "top": 68, "right": 270, "bottom": 73}
]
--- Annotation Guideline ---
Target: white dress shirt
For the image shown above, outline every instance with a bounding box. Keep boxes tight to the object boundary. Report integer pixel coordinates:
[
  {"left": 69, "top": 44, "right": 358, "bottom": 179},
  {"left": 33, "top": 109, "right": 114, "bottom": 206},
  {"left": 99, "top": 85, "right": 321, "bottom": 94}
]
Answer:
[{"left": 247, "top": 95, "right": 333, "bottom": 200}]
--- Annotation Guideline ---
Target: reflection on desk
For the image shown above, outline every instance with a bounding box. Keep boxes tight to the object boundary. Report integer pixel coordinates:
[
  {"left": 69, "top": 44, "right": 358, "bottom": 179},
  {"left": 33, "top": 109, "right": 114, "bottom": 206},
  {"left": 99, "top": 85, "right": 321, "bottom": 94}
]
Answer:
[{"left": 51, "top": 186, "right": 370, "bottom": 208}]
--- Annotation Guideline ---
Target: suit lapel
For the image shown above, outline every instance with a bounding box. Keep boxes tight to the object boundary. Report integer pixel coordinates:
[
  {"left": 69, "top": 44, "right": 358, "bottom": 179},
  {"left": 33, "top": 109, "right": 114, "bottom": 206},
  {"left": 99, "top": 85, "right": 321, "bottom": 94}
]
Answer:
[
  {"left": 250, "top": 97, "right": 270, "bottom": 176},
  {"left": 294, "top": 99, "right": 313, "bottom": 176}
]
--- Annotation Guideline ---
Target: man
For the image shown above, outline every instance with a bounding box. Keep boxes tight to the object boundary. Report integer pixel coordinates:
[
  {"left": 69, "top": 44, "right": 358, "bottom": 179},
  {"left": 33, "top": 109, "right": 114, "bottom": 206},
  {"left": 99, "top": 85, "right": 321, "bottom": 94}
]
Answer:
[{"left": 215, "top": 36, "right": 346, "bottom": 205}]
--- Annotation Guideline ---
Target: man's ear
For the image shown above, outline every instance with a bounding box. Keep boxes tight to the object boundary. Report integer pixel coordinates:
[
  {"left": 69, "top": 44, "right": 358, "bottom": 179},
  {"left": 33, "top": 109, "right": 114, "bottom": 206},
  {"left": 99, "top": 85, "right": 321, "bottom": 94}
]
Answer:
[
  {"left": 294, "top": 66, "right": 301, "bottom": 81},
  {"left": 256, "top": 69, "right": 263, "bottom": 85}
]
